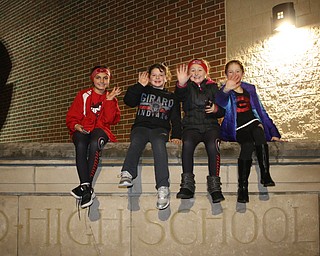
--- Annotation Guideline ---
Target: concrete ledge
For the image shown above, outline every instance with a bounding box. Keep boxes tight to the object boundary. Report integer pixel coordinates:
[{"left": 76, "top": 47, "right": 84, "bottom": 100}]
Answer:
[
  {"left": 0, "top": 142, "right": 319, "bottom": 255},
  {"left": 0, "top": 142, "right": 319, "bottom": 195},
  {"left": 0, "top": 141, "right": 319, "bottom": 162}
]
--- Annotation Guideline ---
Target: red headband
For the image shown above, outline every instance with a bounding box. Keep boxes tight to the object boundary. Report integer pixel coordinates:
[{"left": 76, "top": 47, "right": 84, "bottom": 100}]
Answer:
[
  {"left": 90, "top": 68, "right": 111, "bottom": 81},
  {"left": 187, "top": 59, "right": 208, "bottom": 73}
]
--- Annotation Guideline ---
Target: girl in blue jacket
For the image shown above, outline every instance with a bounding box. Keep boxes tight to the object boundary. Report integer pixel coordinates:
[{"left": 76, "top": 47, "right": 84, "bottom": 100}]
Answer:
[{"left": 216, "top": 60, "right": 281, "bottom": 203}]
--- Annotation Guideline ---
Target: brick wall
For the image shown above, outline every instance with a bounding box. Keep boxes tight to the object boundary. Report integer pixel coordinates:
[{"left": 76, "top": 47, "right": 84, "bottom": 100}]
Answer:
[{"left": 0, "top": 0, "right": 226, "bottom": 143}]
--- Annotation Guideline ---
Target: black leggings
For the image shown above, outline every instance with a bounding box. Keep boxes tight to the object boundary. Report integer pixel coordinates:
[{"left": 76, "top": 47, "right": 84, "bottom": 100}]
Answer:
[
  {"left": 182, "top": 128, "right": 221, "bottom": 176},
  {"left": 236, "top": 122, "right": 266, "bottom": 160},
  {"left": 72, "top": 128, "right": 109, "bottom": 184}
]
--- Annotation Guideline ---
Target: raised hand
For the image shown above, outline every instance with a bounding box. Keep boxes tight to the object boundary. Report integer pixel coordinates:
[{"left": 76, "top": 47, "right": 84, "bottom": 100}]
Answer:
[
  {"left": 106, "top": 87, "right": 122, "bottom": 100},
  {"left": 224, "top": 73, "right": 241, "bottom": 93},
  {"left": 176, "top": 64, "right": 191, "bottom": 86},
  {"left": 138, "top": 72, "right": 149, "bottom": 86}
]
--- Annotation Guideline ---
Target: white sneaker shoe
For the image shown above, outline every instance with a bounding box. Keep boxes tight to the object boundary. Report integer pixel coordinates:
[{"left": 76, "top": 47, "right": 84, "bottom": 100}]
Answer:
[
  {"left": 118, "top": 171, "right": 133, "bottom": 188},
  {"left": 156, "top": 186, "right": 170, "bottom": 210}
]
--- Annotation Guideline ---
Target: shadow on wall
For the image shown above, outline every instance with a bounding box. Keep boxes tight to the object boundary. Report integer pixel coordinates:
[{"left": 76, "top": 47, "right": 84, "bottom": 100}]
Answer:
[{"left": 0, "top": 41, "right": 13, "bottom": 132}]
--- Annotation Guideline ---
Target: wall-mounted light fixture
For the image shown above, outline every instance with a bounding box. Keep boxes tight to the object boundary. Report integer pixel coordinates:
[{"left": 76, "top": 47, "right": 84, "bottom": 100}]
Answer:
[{"left": 272, "top": 2, "right": 296, "bottom": 32}]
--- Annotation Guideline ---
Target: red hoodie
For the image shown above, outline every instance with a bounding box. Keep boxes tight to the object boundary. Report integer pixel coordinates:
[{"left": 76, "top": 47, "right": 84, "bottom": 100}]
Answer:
[{"left": 66, "top": 88, "right": 121, "bottom": 142}]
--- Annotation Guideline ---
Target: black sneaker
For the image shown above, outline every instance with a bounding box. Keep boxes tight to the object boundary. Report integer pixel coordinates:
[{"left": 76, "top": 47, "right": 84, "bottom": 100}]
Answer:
[
  {"left": 70, "top": 184, "right": 95, "bottom": 200},
  {"left": 70, "top": 185, "right": 82, "bottom": 199},
  {"left": 80, "top": 184, "right": 95, "bottom": 209}
]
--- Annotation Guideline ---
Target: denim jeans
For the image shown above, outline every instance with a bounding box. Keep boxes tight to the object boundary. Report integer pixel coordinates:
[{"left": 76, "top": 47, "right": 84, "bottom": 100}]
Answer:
[{"left": 122, "top": 126, "right": 170, "bottom": 189}]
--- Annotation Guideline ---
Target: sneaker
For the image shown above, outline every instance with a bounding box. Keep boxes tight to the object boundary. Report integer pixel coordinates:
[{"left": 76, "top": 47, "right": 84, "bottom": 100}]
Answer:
[
  {"left": 70, "top": 184, "right": 95, "bottom": 200},
  {"left": 118, "top": 171, "right": 133, "bottom": 188},
  {"left": 80, "top": 184, "right": 95, "bottom": 209},
  {"left": 156, "top": 186, "right": 170, "bottom": 210},
  {"left": 70, "top": 185, "right": 82, "bottom": 199}
]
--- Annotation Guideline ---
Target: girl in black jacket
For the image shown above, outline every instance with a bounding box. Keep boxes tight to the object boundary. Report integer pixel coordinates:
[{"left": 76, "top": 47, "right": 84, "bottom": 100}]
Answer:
[{"left": 175, "top": 58, "right": 225, "bottom": 203}]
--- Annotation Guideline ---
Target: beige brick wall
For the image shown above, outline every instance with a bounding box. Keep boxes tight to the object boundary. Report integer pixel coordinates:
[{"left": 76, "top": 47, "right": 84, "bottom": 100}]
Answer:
[{"left": 226, "top": 0, "right": 320, "bottom": 141}]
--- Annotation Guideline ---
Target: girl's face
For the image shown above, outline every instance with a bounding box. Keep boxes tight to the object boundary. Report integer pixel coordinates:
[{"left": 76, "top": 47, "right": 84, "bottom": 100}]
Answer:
[
  {"left": 226, "top": 63, "right": 244, "bottom": 80},
  {"left": 93, "top": 72, "right": 110, "bottom": 94},
  {"left": 149, "top": 68, "right": 167, "bottom": 89},
  {"left": 189, "top": 64, "right": 207, "bottom": 84}
]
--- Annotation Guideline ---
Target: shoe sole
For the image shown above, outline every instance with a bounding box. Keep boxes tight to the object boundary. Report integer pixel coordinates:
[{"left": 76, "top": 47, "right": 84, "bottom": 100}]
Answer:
[
  {"left": 212, "top": 197, "right": 225, "bottom": 203},
  {"left": 261, "top": 179, "right": 276, "bottom": 187},
  {"left": 80, "top": 193, "right": 96, "bottom": 209},
  {"left": 70, "top": 191, "right": 96, "bottom": 200},
  {"left": 237, "top": 196, "right": 249, "bottom": 203},
  {"left": 157, "top": 201, "right": 170, "bottom": 210},
  {"left": 237, "top": 199, "right": 249, "bottom": 203},
  {"left": 81, "top": 199, "right": 94, "bottom": 208},
  {"left": 262, "top": 183, "right": 276, "bottom": 187},
  {"left": 70, "top": 191, "right": 81, "bottom": 200},
  {"left": 176, "top": 194, "right": 194, "bottom": 199},
  {"left": 118, "top": 182, "right": 133, "bottom": 188}
]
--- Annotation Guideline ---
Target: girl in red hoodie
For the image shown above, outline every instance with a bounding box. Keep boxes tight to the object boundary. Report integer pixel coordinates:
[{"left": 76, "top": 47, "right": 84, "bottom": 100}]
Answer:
[{"left": 66, "top": 66, "right": 121, "bottom": 208}]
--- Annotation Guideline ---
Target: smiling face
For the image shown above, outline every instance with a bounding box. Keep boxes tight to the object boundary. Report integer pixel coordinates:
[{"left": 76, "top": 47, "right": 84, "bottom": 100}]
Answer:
[
  {"left": 225, "top": 62, "right": 244, "bottom": 80},
  {"left": 93, "top": 72, "right": 110, "bottom": 94},
  {"left": 189, "top": 64, "right": 207, "bottom": 84},
  {"left": 149, "top": 67, "right": 167, "bottom": 89}
]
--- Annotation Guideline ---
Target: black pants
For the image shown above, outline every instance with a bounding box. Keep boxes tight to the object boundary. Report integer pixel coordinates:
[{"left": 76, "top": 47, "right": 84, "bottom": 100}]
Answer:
[
  {"left": 72, "top": 128, "right": 109, "bottom": 184},
  {"left": 236, "top": 121, "right": 266, "bottom": 160},
  {"left": 182, "top": 128, "right": 221, "bottom": 176}
]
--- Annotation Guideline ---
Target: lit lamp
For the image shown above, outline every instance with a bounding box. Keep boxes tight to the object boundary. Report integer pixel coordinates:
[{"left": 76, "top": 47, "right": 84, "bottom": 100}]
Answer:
[{"left": 272, "top": 2, "right": 296, "bottom": 32}]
